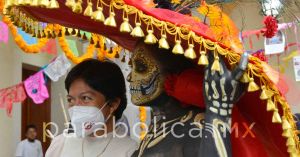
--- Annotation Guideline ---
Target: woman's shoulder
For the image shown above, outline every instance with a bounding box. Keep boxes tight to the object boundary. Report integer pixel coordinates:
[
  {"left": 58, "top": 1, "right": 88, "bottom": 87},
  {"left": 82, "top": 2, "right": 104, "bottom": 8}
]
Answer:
[
  {"left": 110, "top": 135, "right": 138, "bottom": 156},
  {"left": 45, "top": 134, "right": 66, "bottom": 157},
  {"left": 113, "top": 135, "right": 137, "bottom": 146},
  {"left": 51, "top": 134, "right": 66, "bottom": 144}
]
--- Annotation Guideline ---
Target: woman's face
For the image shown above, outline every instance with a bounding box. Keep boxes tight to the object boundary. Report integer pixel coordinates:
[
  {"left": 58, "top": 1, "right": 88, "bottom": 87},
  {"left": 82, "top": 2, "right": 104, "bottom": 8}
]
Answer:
[{"left": 67, "top": 79, "right": 110, "bottom": 116}]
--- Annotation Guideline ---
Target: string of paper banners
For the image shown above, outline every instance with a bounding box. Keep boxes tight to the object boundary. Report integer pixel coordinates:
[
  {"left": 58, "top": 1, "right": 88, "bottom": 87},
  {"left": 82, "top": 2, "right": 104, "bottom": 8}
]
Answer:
[{"left": 0, "top": 48, "right": 134, "bottom": 117}]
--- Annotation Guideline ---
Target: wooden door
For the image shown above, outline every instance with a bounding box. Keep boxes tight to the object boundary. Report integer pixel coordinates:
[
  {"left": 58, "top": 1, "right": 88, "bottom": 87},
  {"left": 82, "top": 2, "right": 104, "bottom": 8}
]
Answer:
[{"left": 21, "top": 64, "right": 51, "bottom": 154}]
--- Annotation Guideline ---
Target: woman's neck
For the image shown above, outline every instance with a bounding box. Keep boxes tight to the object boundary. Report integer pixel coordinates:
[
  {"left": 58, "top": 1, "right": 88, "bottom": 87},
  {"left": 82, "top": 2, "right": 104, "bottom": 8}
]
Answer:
[{"left": 91, "top": 118, "right": 114, "bottom": 137}]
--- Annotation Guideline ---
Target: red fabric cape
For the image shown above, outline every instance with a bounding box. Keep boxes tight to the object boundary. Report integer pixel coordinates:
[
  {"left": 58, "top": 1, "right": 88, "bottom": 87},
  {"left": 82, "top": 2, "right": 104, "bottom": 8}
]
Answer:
[{"left": 163, "top": 69, "right": 287, "bottom": 157}]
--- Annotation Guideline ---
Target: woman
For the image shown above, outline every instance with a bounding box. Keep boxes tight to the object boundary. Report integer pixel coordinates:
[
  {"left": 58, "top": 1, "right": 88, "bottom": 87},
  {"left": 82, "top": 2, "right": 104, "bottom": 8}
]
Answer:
[{"left": 46, "top": 59, "right": 137, "bottom": 157}]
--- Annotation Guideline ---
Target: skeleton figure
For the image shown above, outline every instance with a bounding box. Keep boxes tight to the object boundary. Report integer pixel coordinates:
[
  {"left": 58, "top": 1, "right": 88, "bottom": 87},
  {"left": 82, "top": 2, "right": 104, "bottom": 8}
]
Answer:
[{"left": 128, "top": 42, "right": 248, "bottom": 157}]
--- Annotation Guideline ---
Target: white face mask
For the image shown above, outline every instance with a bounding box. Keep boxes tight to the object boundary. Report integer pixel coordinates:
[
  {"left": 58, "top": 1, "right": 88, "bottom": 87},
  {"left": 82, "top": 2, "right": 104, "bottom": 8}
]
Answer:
[{"left": 68, "top": 102, "right": 110, "bottom": 138}]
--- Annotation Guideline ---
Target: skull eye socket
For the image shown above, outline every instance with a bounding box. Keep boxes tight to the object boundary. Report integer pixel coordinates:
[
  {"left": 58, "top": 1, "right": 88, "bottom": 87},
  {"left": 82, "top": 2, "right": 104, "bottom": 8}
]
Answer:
[{"left": 134, "top": 59, "right": 148, "bottom": 73}]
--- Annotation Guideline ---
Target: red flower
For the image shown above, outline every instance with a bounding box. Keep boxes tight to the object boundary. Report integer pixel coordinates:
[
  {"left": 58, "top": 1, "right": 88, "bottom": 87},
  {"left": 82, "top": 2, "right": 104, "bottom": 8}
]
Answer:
[
  {"left": 262, "top": 16, "right": 278, "bottom": 38},
  {"left": 252, "top": 50, "right": 268, "bottom": 62}
]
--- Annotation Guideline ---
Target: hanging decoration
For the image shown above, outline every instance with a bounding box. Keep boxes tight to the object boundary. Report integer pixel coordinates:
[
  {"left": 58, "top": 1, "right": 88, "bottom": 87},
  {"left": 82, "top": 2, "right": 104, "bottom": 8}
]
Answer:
[
  {"left": 2, "top": 8, "right": 122, "bottom": 64},
  {"left": 66, "top": 39, "right": 80, "bottom": 56},
  {"left": 293, "top": 56, "right": 300, "bottom": 82},
  {"left": 262, "top": 16, "right": 278, "bottom": 38},
  {"left": 2, "top": 16, "right": 48, "bottom": 53},
  {"left": 18, "top": 28, "right": 38, "bottom": 44},
  {"left": 0, "top": 21, "right": 8, "bottom": 44},
  {"left": 58, "top": 34, "right": 95, "bottom": 64},
  {"left": 279, "top": 50, "right": 299, "bottom": 73},
  {"left": 44, "top": 54, "right": 72, "bottom": 82},
  {"left": 264, "top": 30, "right": 285, "bottom": 55},
  {"left": 0, "top": 83, "right": 27, "bottom": 116},
  {"left": 41, "top": 39, "right": 58, "bottom": 55},
  {"left": 0, "top": 53, "right": 74, "bottom": 116},
  {"left": 97, "top": 43, "right": 122, "bottom": 61},
  {"left": 24, "top": 71, "right": 49, "bottom": 104},
  {"left": 242, "top": 22, "right": 296, "bottom": 39}
]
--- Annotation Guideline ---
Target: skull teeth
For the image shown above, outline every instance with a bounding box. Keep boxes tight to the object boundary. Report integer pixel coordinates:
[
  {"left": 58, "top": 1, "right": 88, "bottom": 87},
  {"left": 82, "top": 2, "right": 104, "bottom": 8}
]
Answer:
[
  {"left": 129, "top": 86, "right": 141, "bottom": 94},
  {"left": 129, "top": 73, "right": 159, "bottom": 95}
]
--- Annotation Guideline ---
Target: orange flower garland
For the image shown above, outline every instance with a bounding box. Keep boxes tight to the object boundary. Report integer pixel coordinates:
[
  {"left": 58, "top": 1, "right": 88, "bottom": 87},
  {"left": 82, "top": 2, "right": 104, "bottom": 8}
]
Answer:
[
  {"left": 95, "top": 35, "right": 122, "bottom": 60},
  {"left": 0, "top": 0, "right": 4, "bottom": 14},
  {"left": 2, "top": 16, "right": 121, "bottom": 63},
  {"left": 58, "top": 35, "right": 95, "bottom": 64},
  {"left": 97, "top": 46, "right": 122, "bottom": 61},
  {"left": 139, "top": 106, "right": 147, "bottom": 140},
  {"left": 3, "top": 16, "right": 48, "bottom": 53}
]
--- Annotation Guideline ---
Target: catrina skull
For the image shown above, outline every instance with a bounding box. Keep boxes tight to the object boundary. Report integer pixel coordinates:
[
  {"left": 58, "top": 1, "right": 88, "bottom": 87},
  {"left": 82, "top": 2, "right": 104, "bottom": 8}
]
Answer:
[{"left": 127, "top": 44, "right": 165, "bottom": 105}]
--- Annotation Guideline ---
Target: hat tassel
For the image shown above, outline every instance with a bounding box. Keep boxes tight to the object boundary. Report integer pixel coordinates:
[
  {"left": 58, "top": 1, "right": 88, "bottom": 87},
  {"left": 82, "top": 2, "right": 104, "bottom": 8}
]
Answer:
[
  {"left": 92, "top": 7, "right": 105, "bottom": 22},
  {"left": 184, "top": 44, "right": 196, "bottom": 59},
  {"left": 104, "top": 12, "right": 117, "bottom": 27},
  {"left": 158, "top": 34, "right": 169, "bottom": 49},
  {"left": 211, "top": 55, "right": 221, "bottom": 72},
  {"left": 240, "top": 72, "right": 250, "bottom": 83},
  {"left": 72, "top": 0, "right": 83, "bottom": 14},
  {"left": 198, "top": 51, "right": 208, "bottom": 65},
  {"left": 172, "top": 40, "right": 184, "bottom": 54},
  {"left": 247, "top": 78, "right": 260, "bottom": 92},
  {"left": 49, "top": 0, "right": 59, "bottom": 8},
  {"left": 120, "top": 18, "right": 132, "bottom": 33},
  {"left": 83, "top": 1, "right": 93, "bottom": 17},
  {"left": 272, "top": 109, "right": 282, "bottom": 123},
  {"left": 266, "top": 99, "right": 276, "bottom": 111},
  {"left": 32, "top": 0, "right": 40, "bottom": 6},
  {"left": 131, "top": 23, "right": 144, "bottom": 37},
  {"left": 65, "top": 0, "right": 75, "bottom": 8},
  {"left": 40, "top": 0, "right": 50, "bottom": 7},
  {"left": 260, "top": 86, "right": 269, "bottom": 100},
  {"left": 144, "top": 30, "right": 157, "bottom": 44}
]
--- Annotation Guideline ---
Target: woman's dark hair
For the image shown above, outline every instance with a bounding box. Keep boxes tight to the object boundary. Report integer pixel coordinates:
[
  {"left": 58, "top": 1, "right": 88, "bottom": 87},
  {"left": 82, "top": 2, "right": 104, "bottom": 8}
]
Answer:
[{"left": 65, "top": 59, "right": 127, "bottom": 120}]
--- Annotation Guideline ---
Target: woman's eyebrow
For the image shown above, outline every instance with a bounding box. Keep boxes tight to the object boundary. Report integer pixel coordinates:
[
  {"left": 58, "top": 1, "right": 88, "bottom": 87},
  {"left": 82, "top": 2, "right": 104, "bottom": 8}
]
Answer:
[
  {"left": 79, "top": 91, "right": 96, "bottom": 96},
  {"left": 67, "top": 95, "right": 74, "bottom": 99}
]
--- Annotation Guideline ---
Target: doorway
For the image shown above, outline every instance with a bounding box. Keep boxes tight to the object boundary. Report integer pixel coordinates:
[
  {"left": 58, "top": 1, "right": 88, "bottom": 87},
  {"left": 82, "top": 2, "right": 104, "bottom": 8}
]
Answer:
[{"left": 21, "top": 64, "right": 51, "bottom": 154}]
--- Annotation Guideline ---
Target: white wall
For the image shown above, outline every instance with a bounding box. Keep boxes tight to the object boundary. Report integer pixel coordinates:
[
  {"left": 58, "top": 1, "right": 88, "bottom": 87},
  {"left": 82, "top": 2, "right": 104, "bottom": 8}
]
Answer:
[
  {"left": 0, "top": 28, "right": 60, "bottom": 156},
  {"left": 0, "top": 29, "right": 15, "bottom": 157}
]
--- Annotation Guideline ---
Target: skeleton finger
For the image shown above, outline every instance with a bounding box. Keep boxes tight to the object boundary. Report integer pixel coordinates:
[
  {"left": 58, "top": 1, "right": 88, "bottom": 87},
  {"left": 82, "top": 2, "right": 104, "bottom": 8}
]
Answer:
[{"left": 232, "top": 52, "right": 249, "bottom": 81}]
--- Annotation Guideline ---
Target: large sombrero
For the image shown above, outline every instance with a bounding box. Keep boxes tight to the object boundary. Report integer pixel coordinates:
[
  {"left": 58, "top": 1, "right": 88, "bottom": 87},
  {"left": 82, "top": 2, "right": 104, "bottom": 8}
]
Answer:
[{"left": 1, "top": 0, "right": 299, "bottom": 156}]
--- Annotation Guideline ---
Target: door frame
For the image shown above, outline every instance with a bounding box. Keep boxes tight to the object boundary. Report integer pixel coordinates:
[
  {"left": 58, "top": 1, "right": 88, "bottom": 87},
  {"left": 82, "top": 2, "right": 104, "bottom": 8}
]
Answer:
[{"left": 21, "top": 63, "right": 51, "bottom": 153}]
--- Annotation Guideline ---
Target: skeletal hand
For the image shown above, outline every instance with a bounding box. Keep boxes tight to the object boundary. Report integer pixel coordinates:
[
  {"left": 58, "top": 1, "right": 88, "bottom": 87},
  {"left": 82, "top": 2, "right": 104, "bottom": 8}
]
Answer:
[{"left": 203, "top": 52, "right": 249, "bottom": 117}]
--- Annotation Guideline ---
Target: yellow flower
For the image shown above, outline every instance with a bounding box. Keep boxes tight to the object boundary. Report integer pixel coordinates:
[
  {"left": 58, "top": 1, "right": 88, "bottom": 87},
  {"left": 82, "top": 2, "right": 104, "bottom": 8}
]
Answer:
[
  {"left": 3, "top": 17, "right": 48, "bottom": 53},
  {"left": 171, "top": 0, "right": 181, "bottom": 4}
]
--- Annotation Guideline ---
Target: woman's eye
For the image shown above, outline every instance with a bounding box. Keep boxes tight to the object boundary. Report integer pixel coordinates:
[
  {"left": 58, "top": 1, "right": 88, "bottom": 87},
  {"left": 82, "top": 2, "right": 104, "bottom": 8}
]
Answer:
[
  {"left": 82, "top": 96, "right": 92, "bottom": 101},
  {"left": 67, "top": 98, "right": 75, "bottom": 107},
  {"left": 67, "top": 98, "right": 73, "bottom": 103}
]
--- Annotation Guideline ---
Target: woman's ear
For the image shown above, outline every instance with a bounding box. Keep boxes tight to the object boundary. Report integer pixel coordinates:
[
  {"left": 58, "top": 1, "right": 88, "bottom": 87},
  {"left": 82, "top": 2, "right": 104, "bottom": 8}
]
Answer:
[{"left": 109, "top": 98, "right": 121, "bottom": 113}]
